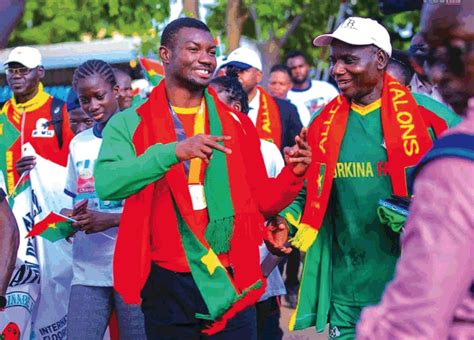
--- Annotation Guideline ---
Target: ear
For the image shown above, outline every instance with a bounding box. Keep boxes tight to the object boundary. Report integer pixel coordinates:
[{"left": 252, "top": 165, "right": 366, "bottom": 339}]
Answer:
[
  {"left": 377, "top": 50, "right": 389, "bottom": 70},
  {"left": 159, "top": 46, "right": 171, "bottom": 65},
  {"left": 255, "top": 69, "right": 263, "bottom": 84},
  {"left": 233, "top": 102, "right": 242, "bottom": 112},
  {"left": 37, "top": 66, "right": 45, "bottom": 79},
  {"left": 113, "top": 84, "right": 120, "bottom": 96}
]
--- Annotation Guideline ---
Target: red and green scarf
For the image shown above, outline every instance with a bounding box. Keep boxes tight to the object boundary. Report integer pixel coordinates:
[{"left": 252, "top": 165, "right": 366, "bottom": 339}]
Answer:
[
  {"left": 114, "top": 81, "right": 266, "bottom": 334},
  {"left": 256, "top": 86, "right": 282, "bottom": 149},
  {"left": 0, "top": 83, "right": 50, "bottom": 194},
  {"left": 292, "top": 74, "right": 434, "bottom": 251}
]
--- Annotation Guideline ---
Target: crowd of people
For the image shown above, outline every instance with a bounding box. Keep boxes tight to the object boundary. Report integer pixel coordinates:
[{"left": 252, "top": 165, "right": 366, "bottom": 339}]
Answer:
[{"left": 0, "top": 1, "right": 472, "bottom": 339}]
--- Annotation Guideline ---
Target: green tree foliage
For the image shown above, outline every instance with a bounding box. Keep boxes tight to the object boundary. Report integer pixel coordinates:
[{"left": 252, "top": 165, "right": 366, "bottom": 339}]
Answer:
[
  {"left": 8, "top": 0, "right": 170, "bottom": 50},
  {"left": 207, "top": 0, "right": 339, "bottom": 55},
  {"left": 206, "top": 0, "right": 419, "bottom": 71},
  {"left": 8, "top": 0, "right": 419, "bottom": 74}
]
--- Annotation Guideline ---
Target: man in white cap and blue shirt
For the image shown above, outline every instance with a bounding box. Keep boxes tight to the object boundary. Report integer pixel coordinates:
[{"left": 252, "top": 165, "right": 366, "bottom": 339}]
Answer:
[
  {"left": 273, "top": 17, "right": 459, "bottom": 339},
  {"left": 221, "top": 47, "right": 303, "bottom": 153},
  {"left": 1, "top": 46, "right": 73, "bottom": 195}
]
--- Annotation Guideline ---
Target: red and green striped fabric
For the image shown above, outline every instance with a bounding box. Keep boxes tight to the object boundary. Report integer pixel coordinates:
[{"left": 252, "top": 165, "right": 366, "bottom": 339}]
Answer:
[
  {"left": 0, "top": 111, "right": 20, "bottom": 195},
  {"left": 26, "top": 212, "right": 75, "bottom": 242},
  {"left": 138, "top": 57, "right": 164, "bottom": 86}
]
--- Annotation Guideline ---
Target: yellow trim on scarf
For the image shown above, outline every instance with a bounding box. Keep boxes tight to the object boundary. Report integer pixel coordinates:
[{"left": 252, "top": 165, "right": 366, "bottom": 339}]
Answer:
[
  {"left": 290, "top": 223, "right": 318, "bottom": 252},
  {"left": 351, "top": 99, "right": 381, "bottom": 116},
  {"left": 284, "top": 212, "right": 302, "bottom": 228},
  {"left": 288, "top": 244, "right": 311, "bottom": 331},
  {"left": 172, "top": 105, "right": 201, "bottom": 115},
  {"left": 10, "top": 83, "right": 50, "bottom": 113},
  {"left": 188, "top": 100, "right": 205, "bottom": 184}
]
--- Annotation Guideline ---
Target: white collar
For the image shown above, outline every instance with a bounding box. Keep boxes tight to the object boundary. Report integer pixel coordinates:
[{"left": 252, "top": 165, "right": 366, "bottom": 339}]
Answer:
[{"left": 249, "top": 88, "right": 261, "bottom": 111}]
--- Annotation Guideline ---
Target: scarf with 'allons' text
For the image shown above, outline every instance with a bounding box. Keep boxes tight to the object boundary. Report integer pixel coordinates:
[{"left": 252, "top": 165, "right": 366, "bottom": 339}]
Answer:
[{"left": 292, "top": 73, "right": 433, "bottom": 251}]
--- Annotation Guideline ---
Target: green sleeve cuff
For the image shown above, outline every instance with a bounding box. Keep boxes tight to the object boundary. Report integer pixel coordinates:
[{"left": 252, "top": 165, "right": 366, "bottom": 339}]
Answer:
[
  {"left": 147, "top": 141, "right": 179, "bottom": 167},
  {"left": 279, "top": 209, "right": 300, "bottom": 237}
]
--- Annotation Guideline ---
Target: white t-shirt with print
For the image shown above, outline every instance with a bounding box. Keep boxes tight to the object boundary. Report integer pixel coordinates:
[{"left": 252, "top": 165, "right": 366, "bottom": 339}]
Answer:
[
  {"left": 287, "top": 80, "right": 339, "bottom": 126},
  {"left": 65, "top": 127, "right": 123, "bottom": 287},
  {"left": 258, "top": 139, "right": 286, "bottom": 301}
]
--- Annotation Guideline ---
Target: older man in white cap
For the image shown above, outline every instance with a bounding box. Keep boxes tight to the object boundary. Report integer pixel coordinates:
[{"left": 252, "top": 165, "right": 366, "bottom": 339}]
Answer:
[
  {"left": 1, "top": 46, "right": 73, "bottom": 194},
  {"left": 273, "top": 17, "right": 459, "bottom": 339},
  {"left": 221, "top": 47, "right": 303, "bottom": 153}
]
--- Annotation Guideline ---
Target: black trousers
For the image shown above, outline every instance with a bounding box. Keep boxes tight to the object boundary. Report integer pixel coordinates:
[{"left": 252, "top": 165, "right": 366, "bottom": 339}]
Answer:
[
  {"left": 256, "top": 296, "right": 283, "bottom": 340},
  {"left": 141, "top": 263, "right": 257, "bottom": 339},
  {"left": 278, "top": 247, "right": 300, "bottom": 293}
]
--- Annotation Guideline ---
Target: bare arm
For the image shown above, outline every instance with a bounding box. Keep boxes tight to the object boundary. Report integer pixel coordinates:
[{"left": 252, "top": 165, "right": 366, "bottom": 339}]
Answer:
[{"left": 0, "top": 189, "right": 19, "bottom": 296}]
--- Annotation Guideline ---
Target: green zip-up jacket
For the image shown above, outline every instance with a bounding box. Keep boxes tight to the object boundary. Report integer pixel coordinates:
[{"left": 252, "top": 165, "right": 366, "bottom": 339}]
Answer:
[{"left": 94, "top": 103, "right": 179, "bottom": 201}]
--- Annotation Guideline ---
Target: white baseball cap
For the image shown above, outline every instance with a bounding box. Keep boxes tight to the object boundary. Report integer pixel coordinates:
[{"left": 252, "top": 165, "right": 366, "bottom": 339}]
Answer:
[
  {"left": 313, "top": 17, "right": 392, "bottom": 56},
  {"left": 4, "top": 46, "right": 43, "bottom": 68},
  {"left": 220, "top": 47, "right": 262, "bottom": 72}
]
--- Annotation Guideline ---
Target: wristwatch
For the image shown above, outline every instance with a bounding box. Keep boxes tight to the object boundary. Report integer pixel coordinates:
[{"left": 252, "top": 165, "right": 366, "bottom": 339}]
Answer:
[{"left": 0, "top": 295, "right": 7, "bottom": 310}]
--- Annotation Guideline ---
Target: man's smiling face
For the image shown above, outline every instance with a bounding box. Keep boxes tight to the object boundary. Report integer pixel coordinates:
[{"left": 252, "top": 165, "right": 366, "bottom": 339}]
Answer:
[
  {"left": 166, "top": 27, "right": 217, "bottom": 90},
  {"left": 329, "top": 40, "right": 383, "bottom": 102}
]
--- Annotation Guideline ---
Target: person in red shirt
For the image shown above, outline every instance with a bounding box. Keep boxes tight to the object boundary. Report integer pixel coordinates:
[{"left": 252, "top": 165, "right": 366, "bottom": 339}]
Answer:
[
  {"left": 95, "top": 18, "right": 311, "bottom": 339},
  {"left": 1, "top": 46, "right": 73, "bottom": 194}
]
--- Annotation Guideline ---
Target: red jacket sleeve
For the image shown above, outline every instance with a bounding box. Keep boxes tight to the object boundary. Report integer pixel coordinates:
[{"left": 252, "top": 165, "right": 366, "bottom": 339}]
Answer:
[{"left": 236, "top": 111, "right": 304, "bottom": 219}]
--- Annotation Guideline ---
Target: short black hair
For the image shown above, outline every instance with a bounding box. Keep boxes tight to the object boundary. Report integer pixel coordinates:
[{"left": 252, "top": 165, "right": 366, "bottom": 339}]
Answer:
[
  {"left": 210, "top": 75, "right": 249, "bottom": 114},
  {"left": 284, "top": 51, "right": 308, "bottom": 64},
  {"left": 72, "top": 59, "right": 116, "bottom": 91},
  {"left": 161, "top": 17, "right": 211, "bottom": 49},
  {"left": 225, "top": 66, "right": 240, "bottom": 79},
  {"left": 388, "top": 49, "right": 415, "bottom": 86},
  {"left": 270, "top": 64, "right": 292, "bottom": 78},
  {"left": 66, "top": 88, "right": 81, "bottom": 112}
]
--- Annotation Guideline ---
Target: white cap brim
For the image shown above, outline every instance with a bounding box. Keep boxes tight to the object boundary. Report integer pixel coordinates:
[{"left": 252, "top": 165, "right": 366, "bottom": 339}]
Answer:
[
  {"left": 313, "top": 32, "right": 392, "bottom": 56},
  {"left": 4, "top": 57, "right": 40, "bottom": 69},
  {"left": 312, "top": 34, "right": 335, "bottom": 47},
  {"left": 313, "top": 32, "right": 375, "bottom": 48}
]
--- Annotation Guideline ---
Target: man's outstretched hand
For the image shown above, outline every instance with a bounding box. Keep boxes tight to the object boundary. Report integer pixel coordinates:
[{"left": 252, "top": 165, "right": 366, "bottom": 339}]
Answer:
[
  {"left": 284, "top": 128, "right": 311, "bottom": 177},
  {"left": 175, "top": 134, "right": 232, "bottom": 163},
  {"left": 265, "top": 216, "right": 292, "bottom": 256}
]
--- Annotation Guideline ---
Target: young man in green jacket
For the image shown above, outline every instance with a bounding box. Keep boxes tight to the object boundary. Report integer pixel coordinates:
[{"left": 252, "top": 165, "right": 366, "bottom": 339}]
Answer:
[
  {"left": 275, "top": 17, "right": 461, "bottom": 340},
  {"left": 94, "top": 18, "right": 311, "bottom": 338}
]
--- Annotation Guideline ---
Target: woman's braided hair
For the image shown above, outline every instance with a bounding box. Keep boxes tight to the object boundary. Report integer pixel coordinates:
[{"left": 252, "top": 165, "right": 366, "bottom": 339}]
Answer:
[{"left": 72, "top": 59, "right": 116, "bottom": 90}]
